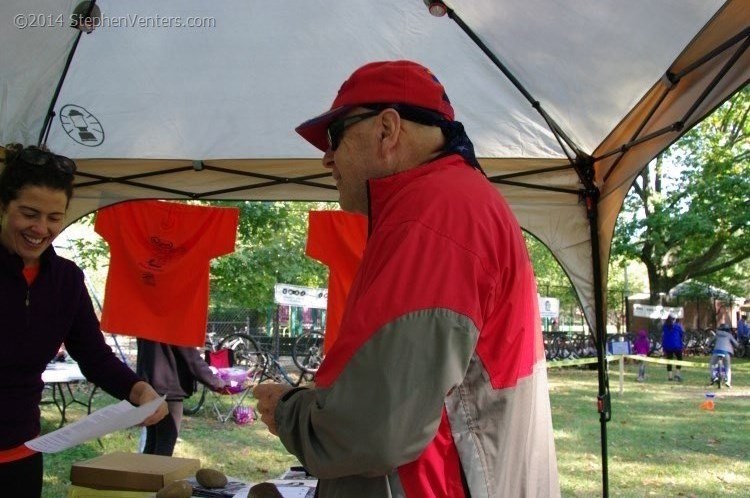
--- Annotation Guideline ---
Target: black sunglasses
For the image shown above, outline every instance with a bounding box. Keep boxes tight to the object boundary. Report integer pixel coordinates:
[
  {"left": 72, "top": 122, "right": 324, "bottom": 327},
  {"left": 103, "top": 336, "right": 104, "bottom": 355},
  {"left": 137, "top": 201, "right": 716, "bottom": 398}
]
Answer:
[
  {"left": 14, "top": 147, "right": 77, "bottom": 175},
  {"left": 326, "top": 105, "right": 447, "bottom": 151},
  {"left": 326, "top": 110, "right": 382, "bottom": 151}
]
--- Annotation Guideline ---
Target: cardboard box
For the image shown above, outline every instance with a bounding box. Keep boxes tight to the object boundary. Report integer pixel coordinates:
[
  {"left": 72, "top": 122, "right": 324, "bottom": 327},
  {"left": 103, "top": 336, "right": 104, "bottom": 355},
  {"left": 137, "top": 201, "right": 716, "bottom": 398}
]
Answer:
[
  {"left": 67, "top": 484, "right": 153, "bottom": 498},
  {"left": 70, "top": 452, "right": 200, "bottom": 492}
]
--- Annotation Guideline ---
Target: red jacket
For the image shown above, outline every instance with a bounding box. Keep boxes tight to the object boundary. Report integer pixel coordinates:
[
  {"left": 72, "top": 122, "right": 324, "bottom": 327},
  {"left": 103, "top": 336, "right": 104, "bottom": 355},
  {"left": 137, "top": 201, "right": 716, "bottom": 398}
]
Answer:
[{"left": 277, "top": 156, "right": 559, "bottom": 497}]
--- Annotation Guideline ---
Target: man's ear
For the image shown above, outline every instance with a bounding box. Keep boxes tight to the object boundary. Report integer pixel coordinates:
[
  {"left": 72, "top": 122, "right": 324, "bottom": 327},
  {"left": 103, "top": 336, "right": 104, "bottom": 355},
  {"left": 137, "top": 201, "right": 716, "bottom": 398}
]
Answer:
[{"left": 378, "top": 108, "right": 401, "bottom": 150}]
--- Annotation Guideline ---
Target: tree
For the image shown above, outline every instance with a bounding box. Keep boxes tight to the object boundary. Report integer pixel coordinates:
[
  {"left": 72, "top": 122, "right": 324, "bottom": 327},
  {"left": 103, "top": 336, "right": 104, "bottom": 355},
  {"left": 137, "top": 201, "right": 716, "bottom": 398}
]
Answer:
[
  {"left": 527, "top": 233, "right": 648, "bottom": 332},
  {"left": 525, "top": 233, "right": 586, "bottom": 330},
  {"left": 209, "top": 201, "right": 333, "bottom": 310},
  {"left": 525, "top": 233, "right": 570, "bottom": 294},
  {"left": 612, "top": 86, "right": 750, "bottom": 303}
]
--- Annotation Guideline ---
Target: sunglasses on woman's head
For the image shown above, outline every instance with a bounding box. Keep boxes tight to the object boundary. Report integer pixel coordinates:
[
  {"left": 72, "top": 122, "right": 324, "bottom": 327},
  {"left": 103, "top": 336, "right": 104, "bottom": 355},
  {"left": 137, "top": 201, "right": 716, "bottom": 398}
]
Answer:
[{"left": 10, "top": 146, "right": 77, "bottom": 175}]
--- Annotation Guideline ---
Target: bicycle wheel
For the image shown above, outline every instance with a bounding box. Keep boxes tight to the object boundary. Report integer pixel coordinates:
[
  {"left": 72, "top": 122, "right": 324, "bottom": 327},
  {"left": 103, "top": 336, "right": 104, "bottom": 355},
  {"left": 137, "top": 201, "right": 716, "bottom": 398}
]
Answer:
[
  {"left": 543, "top": 334, "right": 558, "bottom": 360},
  {"left": 735, "top": 340, "right": 746, "bottom": 359},
  {"left": 218, "top": 333, "right": 267, "bottom": 386},
  {"left": 218, "top": 333, "right": 262, "bottom": 366},
  {"left": 292, "top": 331, "right": 325, "bottom": 374},
  {"left": 556, "top": 336, "right": 573, "bottom": 359},
  {"left": 183, "top": 383, "right": 207, "bottom": 415},
  {"left": 260, "top": 355, "right": 298, "bottom": 386}
]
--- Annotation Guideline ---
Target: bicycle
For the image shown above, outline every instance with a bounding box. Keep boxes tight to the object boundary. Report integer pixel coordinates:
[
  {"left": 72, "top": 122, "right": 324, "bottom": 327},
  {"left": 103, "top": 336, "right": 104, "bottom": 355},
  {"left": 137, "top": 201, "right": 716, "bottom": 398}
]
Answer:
[
  {"left": 184, "top": 330, "right": 321, "bottom": 414},
  {"left": 544, "top": 332, "right": 572, "bottom": 360},
  {"left": 183, "top": 332, "right": 263, "bottom": 415},
  {"left": 709, "top": 353, "right": 728, "bottom": 389},
  {"left": 292, "top": 330, "right": 325, "bottom": 374},
  {"left": 246, "top": 330, "right": 325, "bottom": 385},
  {"left": 543, "top": 333, "right": 559, "bottom": 360},
  {"left": 735, "top": 335, "right": 749, "bottom": 359},
  {"left": 257, "top": 351, "right": 309, "bottom": 387}
]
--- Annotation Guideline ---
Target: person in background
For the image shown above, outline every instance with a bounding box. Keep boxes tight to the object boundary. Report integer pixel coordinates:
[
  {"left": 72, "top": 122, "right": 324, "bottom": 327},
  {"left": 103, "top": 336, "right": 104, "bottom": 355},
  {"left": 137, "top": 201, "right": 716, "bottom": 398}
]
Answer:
[
  {"left": 136, "top": 338, "right": 225, "bottom": 456},
  {"left": 254, "top": 60, "right": 559, "bottom": 497},
  {"left": 633, "top": 329, "right": 651, "bottom": 382},
  {"left": 661, "top": 315, "right": 684, "bottom": 382},
  {"left": 737, "top": 314, "right": 749, "bottom": 343},
  {"left": 0, "top": 144, "right": 167, "bottom": 497},
  {"left": 708, "top": 323, "right": 739, "bottom": 388}
]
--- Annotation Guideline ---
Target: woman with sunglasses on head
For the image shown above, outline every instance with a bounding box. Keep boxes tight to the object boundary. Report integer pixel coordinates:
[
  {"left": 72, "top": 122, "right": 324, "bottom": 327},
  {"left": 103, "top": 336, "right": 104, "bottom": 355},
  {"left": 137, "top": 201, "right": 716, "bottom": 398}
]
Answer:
[{"left": 0, "top": 144, "right": 168, "bottom": 497}]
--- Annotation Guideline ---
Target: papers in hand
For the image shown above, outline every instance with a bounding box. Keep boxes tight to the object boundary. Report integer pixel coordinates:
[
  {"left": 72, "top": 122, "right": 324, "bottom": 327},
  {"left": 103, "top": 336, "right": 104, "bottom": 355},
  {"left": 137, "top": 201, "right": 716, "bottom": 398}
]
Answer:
[{"left": 26, "top": 395, "right": 166, "bottom": 453}]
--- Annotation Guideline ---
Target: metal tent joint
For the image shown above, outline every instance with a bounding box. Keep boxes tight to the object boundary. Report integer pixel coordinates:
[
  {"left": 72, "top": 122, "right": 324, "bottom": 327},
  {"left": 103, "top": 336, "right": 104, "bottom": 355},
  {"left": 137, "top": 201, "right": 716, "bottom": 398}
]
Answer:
[
  {"left": 597, "top": 393, "right": 611, "bottom": 422},
  {"left": 661, "top": 71, "right": 679, "bottom": 89}
]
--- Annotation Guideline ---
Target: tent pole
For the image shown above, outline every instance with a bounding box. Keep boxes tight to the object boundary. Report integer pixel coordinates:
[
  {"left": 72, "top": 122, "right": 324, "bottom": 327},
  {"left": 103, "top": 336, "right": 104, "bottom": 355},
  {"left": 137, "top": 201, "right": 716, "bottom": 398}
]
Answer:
[
  {"left": 37, "top": 1, "right": 98, "bottom": 146},
  {"left": 38, "top": 31, "right": 83, "bottom": 146},
  {"left": 440, "top": 5, "right": 585, "bottom": 160},
  {"left": 584, "top": 184, "right": 611, "bottom": 498}
]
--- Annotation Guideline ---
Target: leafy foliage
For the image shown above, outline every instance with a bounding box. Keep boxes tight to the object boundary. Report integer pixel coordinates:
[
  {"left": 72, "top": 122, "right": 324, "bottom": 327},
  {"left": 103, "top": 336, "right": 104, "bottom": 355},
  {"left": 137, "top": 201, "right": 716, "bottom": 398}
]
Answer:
[
  {"left": 612, "top": 86, "right": 750, "bottom": 301},
  {"left": 525, "top": 233, "right": 569, "bottom": 285},
  {"left": 525, "top": 233, "right": 589, "bottom": 328},
  {"left": 527, "top": 233, "right": 644, "bottom": 332},
  {"left": 209, "top": 201, "right": 335, "bottom": 311}
]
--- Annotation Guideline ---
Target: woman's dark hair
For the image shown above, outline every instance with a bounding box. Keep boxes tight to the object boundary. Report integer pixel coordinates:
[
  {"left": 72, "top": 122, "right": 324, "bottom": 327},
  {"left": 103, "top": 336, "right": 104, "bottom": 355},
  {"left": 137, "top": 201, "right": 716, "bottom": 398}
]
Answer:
[{"left": 0, "top": 144, "right": 76, "bottom": 206}]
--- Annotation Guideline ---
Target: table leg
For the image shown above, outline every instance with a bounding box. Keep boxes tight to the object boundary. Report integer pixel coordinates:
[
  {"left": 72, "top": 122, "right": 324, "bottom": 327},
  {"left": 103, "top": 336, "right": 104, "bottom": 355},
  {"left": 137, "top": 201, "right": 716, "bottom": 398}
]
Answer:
[
  {"left": 47, "top": 381, "right": 95, "bottom": 428},
  {"left": 50, "top": 383, "right": 67, "bottom": 428}
]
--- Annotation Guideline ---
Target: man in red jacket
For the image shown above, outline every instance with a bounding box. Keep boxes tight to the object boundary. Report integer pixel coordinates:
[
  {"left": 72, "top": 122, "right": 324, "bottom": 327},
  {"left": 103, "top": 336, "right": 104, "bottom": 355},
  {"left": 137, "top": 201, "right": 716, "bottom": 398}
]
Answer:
[{"left": 255, "top": 60, "right": 559, "bottom": 497}]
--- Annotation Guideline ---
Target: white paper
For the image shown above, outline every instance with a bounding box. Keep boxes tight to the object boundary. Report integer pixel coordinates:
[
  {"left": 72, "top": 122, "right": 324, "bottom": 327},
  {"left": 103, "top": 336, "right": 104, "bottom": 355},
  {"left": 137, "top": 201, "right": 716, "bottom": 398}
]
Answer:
[
  {"left": 26, "top": 395, "right": 165, "bottom": 453},
  {"left": 276, "top": 486, "right": 315, "bottom": 498},
  {"left": 268, "top": 479, "right": 317, "bottom": 498}
]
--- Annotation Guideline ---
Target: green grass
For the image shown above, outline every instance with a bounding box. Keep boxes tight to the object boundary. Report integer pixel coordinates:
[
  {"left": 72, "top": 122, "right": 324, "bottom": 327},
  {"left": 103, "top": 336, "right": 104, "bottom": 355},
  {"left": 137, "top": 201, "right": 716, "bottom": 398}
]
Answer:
[
  {"left": 41, "top": 356, "right": 750, "bottom": 497},
  {"left": 551, "top": 356, "right": 750, "bottom": 497}
]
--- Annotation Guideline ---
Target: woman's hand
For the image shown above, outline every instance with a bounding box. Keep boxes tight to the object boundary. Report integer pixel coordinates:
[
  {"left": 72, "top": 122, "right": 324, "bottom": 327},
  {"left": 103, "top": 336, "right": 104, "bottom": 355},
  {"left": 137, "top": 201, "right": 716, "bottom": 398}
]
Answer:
[{"left": 128, "top": 381, "right": 168, "bottom": 426}]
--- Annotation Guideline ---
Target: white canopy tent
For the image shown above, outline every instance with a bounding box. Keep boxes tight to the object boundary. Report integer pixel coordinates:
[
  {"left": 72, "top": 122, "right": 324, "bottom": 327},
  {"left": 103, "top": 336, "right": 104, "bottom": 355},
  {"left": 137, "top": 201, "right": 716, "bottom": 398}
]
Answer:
[{"left": 2, "top": 1, "right": 748, "bottom": 493}]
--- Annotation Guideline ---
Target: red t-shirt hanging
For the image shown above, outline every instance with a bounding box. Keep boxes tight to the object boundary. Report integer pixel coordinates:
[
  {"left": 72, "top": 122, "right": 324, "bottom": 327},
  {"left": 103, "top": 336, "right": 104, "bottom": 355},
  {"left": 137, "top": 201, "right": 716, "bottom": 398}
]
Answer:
[
  {"left": 95, "top": 200, "right": 239, "bottom": 347},
  {"left": 305, "top": 211, "right": 367, "bottom": 352}
]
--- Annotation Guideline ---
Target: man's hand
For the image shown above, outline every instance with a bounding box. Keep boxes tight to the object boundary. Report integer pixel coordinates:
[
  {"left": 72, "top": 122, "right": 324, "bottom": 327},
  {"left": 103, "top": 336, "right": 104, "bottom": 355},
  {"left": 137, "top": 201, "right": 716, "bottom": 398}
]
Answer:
[
  {"left": 253, "top": 383, "right": 294, "bottom": 436},
  {"left": 128, "top": 381, "right": 168, "bottom": 426}
]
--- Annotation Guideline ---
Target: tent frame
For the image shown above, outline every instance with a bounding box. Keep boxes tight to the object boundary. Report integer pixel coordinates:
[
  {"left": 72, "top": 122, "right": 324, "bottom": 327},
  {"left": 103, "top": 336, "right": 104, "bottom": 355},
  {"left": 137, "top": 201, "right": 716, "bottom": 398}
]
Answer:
[{"left": 4, "top": 2, "right": 748, "bottom": 497}]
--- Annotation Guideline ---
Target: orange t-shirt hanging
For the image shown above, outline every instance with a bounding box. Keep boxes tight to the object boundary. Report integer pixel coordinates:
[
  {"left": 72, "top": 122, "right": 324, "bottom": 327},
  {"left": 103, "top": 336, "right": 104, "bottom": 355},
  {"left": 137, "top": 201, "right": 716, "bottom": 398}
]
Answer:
[
  {"left": 95, "top": 200, "right": 239, "bottom": 347},
  {"left": 305, "top": 210, "right": 367, "bottom": 352}
]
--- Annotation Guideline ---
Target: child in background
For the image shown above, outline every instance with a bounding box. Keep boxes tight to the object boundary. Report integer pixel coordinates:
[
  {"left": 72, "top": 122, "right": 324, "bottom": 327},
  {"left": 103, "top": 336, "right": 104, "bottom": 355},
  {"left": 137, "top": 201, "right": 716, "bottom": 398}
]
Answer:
[
  {"left": 633, "top": 329, "right": 651, "bottom": 382},
  {"left": 708, "top": 324, "right": 739, "bottom": 388}
]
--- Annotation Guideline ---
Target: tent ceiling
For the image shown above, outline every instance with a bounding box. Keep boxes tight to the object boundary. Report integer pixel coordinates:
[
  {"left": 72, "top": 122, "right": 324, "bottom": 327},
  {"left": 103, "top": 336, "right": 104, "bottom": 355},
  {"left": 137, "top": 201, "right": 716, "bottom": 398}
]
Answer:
[{"left": 1, "top": 0, "right": 748, "bottom": 333}]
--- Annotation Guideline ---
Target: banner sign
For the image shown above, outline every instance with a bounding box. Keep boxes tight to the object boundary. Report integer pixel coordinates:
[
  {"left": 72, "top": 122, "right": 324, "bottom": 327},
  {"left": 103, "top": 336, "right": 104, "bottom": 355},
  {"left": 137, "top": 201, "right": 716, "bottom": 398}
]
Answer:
[
  {"left": 632, "top": 304, "right": 683, "bottom": 319},
  {"left": 538, "top": 297, "right": 560, "bottom": 319},
  {"left": 607, "top": 340, "right": 631, "bottom": 355},
  {"left": 274, "top": 284, "right": 328, "bottom": 309}
]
